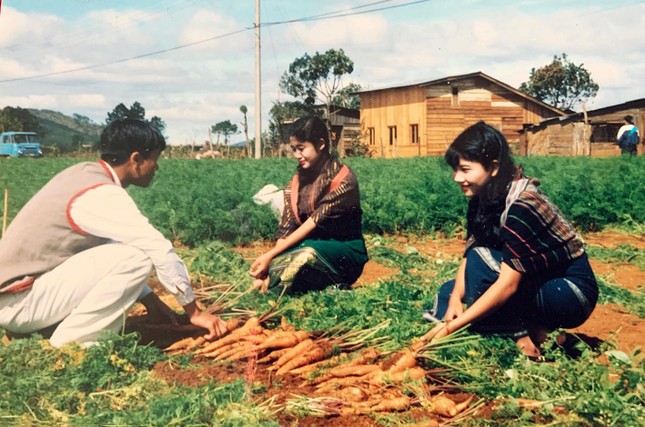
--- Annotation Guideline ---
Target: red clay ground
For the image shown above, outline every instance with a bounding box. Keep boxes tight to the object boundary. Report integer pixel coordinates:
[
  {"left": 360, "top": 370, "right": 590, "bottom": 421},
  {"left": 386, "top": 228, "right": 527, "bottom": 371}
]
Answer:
[{"left": 128, "top": 231, "right": 643, "bottom": 426}]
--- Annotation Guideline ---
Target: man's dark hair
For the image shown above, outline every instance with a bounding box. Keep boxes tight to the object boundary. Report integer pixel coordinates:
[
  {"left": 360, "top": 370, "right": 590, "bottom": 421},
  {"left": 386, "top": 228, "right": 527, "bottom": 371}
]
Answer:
[
  {"left": 624, "top": 115, "right": 634, "bottom": 124},
  {"left": 100, "top": 119, "right": 166, "bottom": 165}
]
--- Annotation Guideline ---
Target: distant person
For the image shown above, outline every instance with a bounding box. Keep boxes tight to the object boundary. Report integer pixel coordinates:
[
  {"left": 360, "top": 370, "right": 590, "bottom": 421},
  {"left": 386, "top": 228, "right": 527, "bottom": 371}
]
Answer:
[
  {"left": 0, "top": 119, "right": 227, "bottom": 347},
  {"left": 616, "top": 115, "right": 640, "bottom": 156},
  {"left": 422, "top": 121, "right": 598, "bottom": 361},
  {"left": 249, "top": 115, "right": 368, "bottom": 295}
]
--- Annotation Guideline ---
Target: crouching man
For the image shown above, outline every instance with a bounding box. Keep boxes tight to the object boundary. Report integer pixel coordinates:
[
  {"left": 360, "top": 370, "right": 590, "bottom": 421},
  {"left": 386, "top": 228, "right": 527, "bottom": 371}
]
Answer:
[{"left": 0, "top": 118, "right": 227, "bottom": 347}]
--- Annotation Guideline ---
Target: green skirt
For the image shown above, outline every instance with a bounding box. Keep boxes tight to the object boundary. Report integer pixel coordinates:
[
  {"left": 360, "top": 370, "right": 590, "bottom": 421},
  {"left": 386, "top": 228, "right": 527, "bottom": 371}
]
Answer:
[{"left": 267, "top": 238, "right": 368, "bottom": 294}]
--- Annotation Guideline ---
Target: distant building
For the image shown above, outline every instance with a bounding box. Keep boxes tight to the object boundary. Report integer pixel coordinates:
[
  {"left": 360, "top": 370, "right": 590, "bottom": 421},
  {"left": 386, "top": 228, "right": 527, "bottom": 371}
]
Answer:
[
  {"left": 277, "top": 105, "right": 360, "bottom": 157},
  {"left": 520, "top": 98, "right": 645, "bottom": 157},
  {"left": 357, "top": 71, "right": 565, "bottom": 158}
]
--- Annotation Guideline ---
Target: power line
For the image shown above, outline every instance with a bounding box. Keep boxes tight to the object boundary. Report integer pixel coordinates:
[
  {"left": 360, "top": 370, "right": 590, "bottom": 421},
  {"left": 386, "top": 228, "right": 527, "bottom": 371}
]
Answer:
[{"left": 0, "top": 0, "right": 433, "bottom": 84}]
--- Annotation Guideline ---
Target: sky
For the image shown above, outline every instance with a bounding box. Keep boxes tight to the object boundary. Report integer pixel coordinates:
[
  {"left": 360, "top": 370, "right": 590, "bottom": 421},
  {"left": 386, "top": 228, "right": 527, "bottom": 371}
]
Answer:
[{"left": 1, "top": 0, "right": 644, "bottom": 145}]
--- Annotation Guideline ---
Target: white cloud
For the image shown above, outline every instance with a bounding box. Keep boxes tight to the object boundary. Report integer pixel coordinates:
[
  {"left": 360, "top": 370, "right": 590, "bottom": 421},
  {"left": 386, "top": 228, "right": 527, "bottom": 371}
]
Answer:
[{"left": 1, "top": 1, "right": 644, "bottom": 145}]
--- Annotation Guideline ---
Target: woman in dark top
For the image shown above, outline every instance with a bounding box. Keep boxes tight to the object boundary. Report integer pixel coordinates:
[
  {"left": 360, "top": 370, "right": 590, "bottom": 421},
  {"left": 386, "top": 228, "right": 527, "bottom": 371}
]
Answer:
[
  {"left": 424, "top": 121, "right": 598, "bottom": 359},
  {"left": 249, "top": 116, "right": 368, "bottom": 295}
]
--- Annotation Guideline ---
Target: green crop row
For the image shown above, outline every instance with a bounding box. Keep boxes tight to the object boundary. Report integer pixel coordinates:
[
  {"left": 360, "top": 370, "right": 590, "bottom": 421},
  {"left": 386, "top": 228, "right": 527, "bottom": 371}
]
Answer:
[{"left": 1, "top": 156, "right": 643, "bottom": 246}]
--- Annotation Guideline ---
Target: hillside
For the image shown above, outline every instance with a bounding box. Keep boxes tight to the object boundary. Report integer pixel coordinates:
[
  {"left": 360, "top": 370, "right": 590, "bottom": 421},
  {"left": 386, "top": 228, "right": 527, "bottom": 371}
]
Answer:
[{"left": 27, "top": 108, "right": 103, "bottom": 152}]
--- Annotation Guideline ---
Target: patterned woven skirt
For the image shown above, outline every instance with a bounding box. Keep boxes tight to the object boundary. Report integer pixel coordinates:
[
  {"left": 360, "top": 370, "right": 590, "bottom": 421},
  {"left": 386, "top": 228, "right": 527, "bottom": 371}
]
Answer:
[{"left": 267, "top": 238, "right": 367, "bottom": 295}]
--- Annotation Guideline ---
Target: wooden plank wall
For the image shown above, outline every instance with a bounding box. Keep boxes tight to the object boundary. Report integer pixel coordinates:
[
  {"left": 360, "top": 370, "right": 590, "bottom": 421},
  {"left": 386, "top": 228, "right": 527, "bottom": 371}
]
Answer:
[
  {"left": 425, "top": 77, "right": 553, "bottom": 156},
  {"left": 359, "top": 86, "right": 426, "bottom": 158}
]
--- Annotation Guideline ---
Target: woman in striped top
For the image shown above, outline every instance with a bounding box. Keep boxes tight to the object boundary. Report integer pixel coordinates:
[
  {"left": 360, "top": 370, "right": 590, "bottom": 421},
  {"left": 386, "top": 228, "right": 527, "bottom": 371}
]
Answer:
[
  {"left": 249, "top": 116, "right": 368, "bottom": 295},
  {"left": 425, "top": 121, "right": 598, "bottom": 360}
]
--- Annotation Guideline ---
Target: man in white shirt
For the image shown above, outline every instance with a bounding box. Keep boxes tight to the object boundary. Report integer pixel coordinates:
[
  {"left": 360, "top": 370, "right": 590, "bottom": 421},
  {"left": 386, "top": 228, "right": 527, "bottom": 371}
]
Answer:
[{"left": 0, "top": 119, "right": 227, "bottom": 347}]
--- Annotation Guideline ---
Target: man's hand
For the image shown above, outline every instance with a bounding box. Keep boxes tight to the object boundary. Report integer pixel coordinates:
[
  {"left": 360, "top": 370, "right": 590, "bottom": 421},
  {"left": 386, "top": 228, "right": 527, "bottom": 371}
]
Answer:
[
  {"left": 183, "top": 301, "right": 228, "bottom": 340},
  {"left": 140, "top": 292, "right": 180, "bottom": 325}
]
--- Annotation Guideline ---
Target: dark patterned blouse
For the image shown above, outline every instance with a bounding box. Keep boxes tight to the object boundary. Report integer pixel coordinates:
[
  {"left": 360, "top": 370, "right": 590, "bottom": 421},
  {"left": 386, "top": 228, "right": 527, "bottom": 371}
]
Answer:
[
  {"left": 465, "top": 175, "right": 585, "bottom": 275},
  {"left": 278, "top": 156, "right": 363, "bottom": 241}
]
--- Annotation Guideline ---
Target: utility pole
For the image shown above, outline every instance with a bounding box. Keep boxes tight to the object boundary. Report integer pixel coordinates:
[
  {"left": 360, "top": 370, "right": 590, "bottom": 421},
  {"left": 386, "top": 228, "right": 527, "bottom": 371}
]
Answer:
[{"left": 254, "top": 0, "right": 262, "bottom": 159}]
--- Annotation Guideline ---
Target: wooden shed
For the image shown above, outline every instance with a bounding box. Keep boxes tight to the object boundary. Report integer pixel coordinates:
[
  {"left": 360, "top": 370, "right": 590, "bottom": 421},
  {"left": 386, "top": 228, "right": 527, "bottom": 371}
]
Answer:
[
  {"left": 358, "top": 71, "right": 565, "bottom": 158},
  {"left": 521, "top": 98, "right": 645, "bottom": 157}
]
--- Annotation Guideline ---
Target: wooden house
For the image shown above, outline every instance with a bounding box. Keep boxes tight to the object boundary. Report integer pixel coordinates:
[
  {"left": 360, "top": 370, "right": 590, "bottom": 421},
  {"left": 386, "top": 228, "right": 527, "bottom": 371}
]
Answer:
[
  {"left": 357, "top": 71, "right": 565, "bottom": 158},
  {"left": 328, "top": 105, "right": 360, "bottom": 155},
  {"left": 520, "top": 98, "right": 645, "bottom": 157}
]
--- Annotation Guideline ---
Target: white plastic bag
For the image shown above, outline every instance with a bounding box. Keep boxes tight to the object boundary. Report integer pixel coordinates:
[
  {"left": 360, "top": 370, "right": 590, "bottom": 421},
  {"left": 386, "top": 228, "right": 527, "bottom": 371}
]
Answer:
[{"left": 252, "top": 184, "right": 284, "bottom": 217}]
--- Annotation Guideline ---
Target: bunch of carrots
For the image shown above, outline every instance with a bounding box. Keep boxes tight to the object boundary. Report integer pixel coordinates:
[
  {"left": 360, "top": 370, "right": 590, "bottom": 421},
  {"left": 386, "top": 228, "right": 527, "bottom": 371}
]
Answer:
[
  {"left": 165, "top": 316, "right": 384, "bottom": 374},
  {"left": 164, "top": 316, "right": 478, "bottom": 418}
]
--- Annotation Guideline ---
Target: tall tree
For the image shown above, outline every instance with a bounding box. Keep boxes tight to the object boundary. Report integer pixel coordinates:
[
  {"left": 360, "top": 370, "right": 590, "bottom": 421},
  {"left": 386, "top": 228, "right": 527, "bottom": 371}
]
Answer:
[
  {"left": 240, "top": 105, "right": 251, "bottom": 157},
  {"left": 105, "top": 102, "right": 166, "bottom": 135},
  {"left": 279, "top": 48, "right": 355, "bottom": 119},
  {"left": 519, "top": 53, "right": 599, "bottom": 111},
  {"left": 331, "top": 82, "right": 362, "bottom": 110},
  {"left": 211, "top": 120, "right": 239, "bottom": 157},
  {"left": 0, "top": 107, "right": 42, "bottom": 134}
]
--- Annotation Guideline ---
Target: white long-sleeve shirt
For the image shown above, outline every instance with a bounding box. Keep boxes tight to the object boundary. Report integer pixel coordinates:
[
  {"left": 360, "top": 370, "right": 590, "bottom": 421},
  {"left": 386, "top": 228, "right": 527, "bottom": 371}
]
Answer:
[{"left": 68, "top": 163, "right": 195, "bottom": 306}]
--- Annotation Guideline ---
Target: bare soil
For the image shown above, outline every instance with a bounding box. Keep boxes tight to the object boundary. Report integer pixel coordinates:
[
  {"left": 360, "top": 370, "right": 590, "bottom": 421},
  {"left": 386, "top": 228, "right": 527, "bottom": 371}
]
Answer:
[{"left": 128, "top": 231, "right": 643, "bottom": 426}]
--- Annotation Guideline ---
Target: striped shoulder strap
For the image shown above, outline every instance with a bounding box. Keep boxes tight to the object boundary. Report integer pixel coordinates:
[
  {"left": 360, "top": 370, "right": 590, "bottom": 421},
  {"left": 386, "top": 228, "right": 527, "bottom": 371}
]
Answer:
[
  {"left": 289, "top": 164, "right": 351, "bottom": 225},
  {"left": 329, "top": 165, "right": 350, "bottom": 193}
]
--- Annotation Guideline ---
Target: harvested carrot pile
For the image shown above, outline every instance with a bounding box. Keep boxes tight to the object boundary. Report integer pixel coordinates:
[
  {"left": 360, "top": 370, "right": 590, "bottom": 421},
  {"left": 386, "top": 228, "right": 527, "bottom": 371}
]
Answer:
[{"left": 164, "top": 317, "right": 479, "bottom": 419}]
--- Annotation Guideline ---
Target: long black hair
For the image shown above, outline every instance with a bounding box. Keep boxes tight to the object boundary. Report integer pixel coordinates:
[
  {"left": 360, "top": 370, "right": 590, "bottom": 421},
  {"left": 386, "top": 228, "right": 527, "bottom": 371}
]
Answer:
[
  {"left": 289, "top": 115, "right": 330, "bottom": 153},
  {"left": 444, "top": 121, "right": 516, "bottom": 246}
]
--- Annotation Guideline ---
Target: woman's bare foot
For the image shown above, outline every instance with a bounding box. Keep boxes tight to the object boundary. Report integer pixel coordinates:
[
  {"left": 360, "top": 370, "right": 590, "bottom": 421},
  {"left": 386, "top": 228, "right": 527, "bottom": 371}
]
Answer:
[
  {"left": 516, "top": 335, "right": 542, "bottom": 358},
  {"left": 529, "top": 326, "right": 567, "bottom": 347}
]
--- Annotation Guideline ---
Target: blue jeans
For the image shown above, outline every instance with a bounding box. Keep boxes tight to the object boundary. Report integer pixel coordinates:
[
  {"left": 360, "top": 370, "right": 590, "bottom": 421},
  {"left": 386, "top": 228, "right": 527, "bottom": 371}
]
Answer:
[{"left": 429, "top": 248, "right": 598, "bottom": 338}]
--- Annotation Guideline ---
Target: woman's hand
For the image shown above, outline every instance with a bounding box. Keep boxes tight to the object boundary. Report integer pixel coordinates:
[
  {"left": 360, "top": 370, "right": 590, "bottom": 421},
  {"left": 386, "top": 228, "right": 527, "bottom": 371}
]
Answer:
[
  {"left": 444, "top": 295, "right": 464, "bottom": 322},
  {"left": 249, "top": 253, "right": 273, "bottom": 279},
  {"left": 183, "top": 302, "right": 228, "bottom": 340}
]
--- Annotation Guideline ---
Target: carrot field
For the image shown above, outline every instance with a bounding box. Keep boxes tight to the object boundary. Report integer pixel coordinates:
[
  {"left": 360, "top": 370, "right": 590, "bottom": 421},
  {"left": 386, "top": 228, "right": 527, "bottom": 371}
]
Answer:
[{"left": 1, "top": 156, "right": 643, "bottom": 426}]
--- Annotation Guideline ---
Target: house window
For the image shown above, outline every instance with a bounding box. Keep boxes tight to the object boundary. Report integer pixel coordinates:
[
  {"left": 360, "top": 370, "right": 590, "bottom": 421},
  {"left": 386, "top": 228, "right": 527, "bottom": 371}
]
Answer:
[
  {"left": 451, "top": 86, "right": 459, "bottom": 107},
  {"left": 590, "top": 123, "right": 622, "bottom": 143},
  {"left": 410, "top": 124, "right": 419, "bottom": 144},
  {"left": 368, "top": 127, "right": 375, "bottom": 145},
  {"left": 388, "top": 126, "right": 397, "bottom": 145}
]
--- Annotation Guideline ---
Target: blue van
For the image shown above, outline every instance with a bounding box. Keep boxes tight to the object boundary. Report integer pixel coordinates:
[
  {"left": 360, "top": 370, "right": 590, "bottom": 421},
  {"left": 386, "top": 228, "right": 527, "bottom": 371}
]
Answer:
[{"left": 0, "top": 132, "right": 43, "bottom": 158}]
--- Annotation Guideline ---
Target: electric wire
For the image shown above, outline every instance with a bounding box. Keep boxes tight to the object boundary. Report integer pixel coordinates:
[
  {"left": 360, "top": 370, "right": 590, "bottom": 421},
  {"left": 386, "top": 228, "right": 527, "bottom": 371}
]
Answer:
[{"left": 0, "top": 0, "right": 433, "bottom": 83}]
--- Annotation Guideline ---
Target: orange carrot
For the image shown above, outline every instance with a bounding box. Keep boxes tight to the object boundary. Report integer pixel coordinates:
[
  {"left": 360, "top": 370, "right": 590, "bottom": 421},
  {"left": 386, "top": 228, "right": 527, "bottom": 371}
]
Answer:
[
  {"left": 214, "top": 343, "right": 255, "bottom": 361},
  {"left": 334, "top": 386, "right": 368, "bottom": 403},
  {"left": 384, "top": 349, "right": 417, "bottom": 374},
  {"left": 315, "top": 374, "right": 374, "bottom": 391},
  {"left": 280, "top": 316, "right": 296, "bottom": 332},
  {"left": 432, "top": 395, "right": 457, "bottom": 417},
  {"left": 276, "top": 345, "right": 326, "bottom": 376},
  {"left": 194, "top": 317, "right": 261, "bottom": 355},
  {"left": 328, "top": 364, "right": 381, "bottom": 378},
  {"left": 258, "top": 348, "right": 290, "bottom": 364},
  {"left": 369, "top": 395, "right": 411, "bottom": 412},
  {"left": 163, "top": 336, "right": 201, "bottom": 352},
  {"left": 255, "top": 330, "right": 310, "bottom": 351},
  {"left": 454, "top": 395, "right": 474, "bottom": 414},
  {"left": 225, "top": 317, "right": 241, "bottom": 332},
  {"left": 202, "top": 342, "right": 245, "bottom": 359},
  {"left": 272, "top": 338, "right": 315, "bottom": 369},
  {"left": 290, "top": 354, "right": 342, "bottom": 376},
  {"left": 340, "top": 396, "right": 411, "bottom": 415},
  {"left": 221, "top": 344, "right": 258, "bottom": 362}
]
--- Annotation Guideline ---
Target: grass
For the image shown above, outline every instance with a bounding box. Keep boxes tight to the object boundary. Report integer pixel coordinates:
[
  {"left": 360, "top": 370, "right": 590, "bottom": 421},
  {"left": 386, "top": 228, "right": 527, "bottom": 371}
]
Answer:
[{"left": 3, "top": 232, "right": 643, "bottom": 425}]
